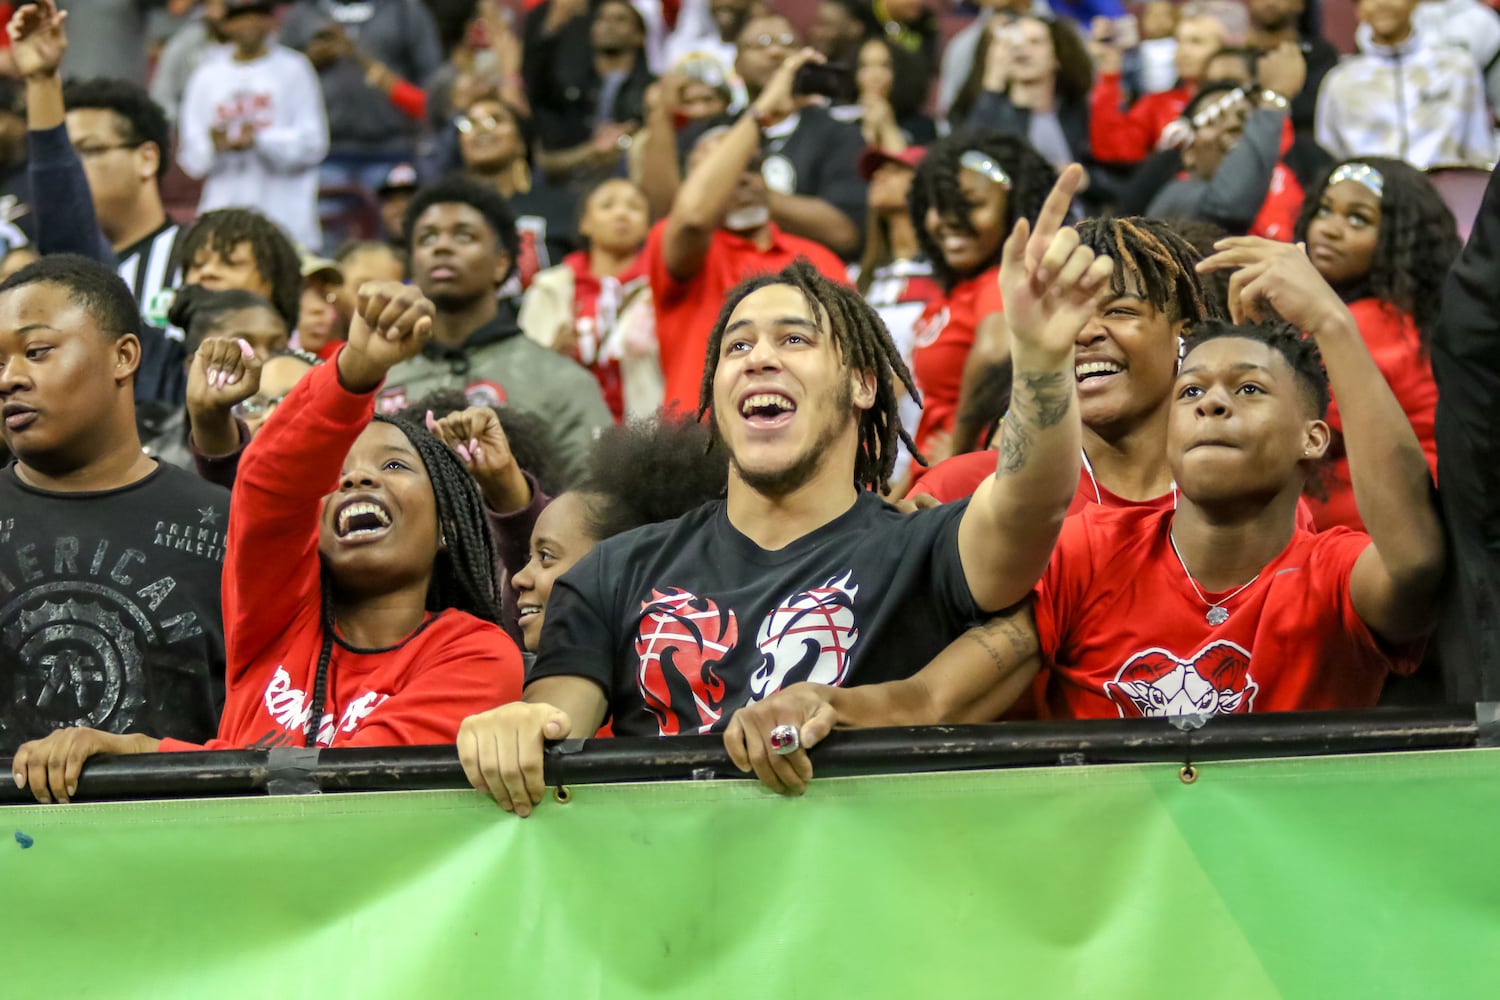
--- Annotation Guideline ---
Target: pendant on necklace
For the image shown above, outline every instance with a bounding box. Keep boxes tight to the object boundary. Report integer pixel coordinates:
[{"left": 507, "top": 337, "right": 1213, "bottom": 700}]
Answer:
[{"left": 1206, "top": 607, "right": 1229, "bottom": 626}]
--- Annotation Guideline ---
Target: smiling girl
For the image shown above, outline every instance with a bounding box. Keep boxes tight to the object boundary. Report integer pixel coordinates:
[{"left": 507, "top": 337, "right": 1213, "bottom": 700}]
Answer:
[{"left": 906, "top": 130, "right": 1054, "bottom": 460}]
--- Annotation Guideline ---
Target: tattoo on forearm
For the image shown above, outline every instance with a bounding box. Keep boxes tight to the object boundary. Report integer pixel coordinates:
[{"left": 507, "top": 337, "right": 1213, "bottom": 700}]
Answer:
[
  {"left": 999, "top": 418, "right": 1031, "bottom": 474},
  {"left": 963, "top": 612, "right": 1039, "bottom": 675},
  {"left": 1014, "top": 371, "right": 1072, "bottom": 429}
]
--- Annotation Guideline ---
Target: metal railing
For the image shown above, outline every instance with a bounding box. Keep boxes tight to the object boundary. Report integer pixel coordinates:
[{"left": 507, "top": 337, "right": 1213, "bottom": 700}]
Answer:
[{"left": 0, "top": 705, "right": 1485, "bottom": 804}]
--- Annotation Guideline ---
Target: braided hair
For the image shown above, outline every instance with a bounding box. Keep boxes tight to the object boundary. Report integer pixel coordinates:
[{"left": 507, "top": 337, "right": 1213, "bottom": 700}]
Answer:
[
  {"left": 302, "top": 415, "right": 502, "bottom": 747},
  {"left": 696, "top": 259, "right": 920, "bottom": 494},
  {"left": 172, "top": 208, "right": 302, "bottom": 330},
  {"left": 1076, "top": 216, "right": 1223, "bottom": 324},
  {"left": 1184, "top": 318, "right": 1330, "bottom": 419},
  {"left": 909, "top": 128, "right": 1056, "bottom": 290},
  {"left": 1293, "top": 157, "right": 1460, "bottom": 351}
]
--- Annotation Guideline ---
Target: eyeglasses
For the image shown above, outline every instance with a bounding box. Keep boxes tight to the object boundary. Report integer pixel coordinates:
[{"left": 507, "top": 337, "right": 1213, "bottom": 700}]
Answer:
[
  {"left": 742, "top": 32, "right": 796, "bottom": 50},
  {"left": 73, "top": 141, "right": 143, "bottom": 158},
  {"left": 456, "top": 113, "right": 507, "bottom": 134},
  {"left": 233, "top": 394, "right": 288, "bottom": 419}
]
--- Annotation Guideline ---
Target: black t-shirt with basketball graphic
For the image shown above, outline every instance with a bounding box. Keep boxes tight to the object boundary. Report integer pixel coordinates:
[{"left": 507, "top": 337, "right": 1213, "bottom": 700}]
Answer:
[
  {"left": 530, "top": 493, "right": 983, "bottom": 737},
  {"left": 0, "top": 464, "right": 228, "bottom": 752}
]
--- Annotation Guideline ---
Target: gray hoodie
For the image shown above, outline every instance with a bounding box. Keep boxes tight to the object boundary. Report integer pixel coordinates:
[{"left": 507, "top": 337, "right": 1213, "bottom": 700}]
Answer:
[{"left": 280, "top": 0, "right": 443, "bottom": 157}]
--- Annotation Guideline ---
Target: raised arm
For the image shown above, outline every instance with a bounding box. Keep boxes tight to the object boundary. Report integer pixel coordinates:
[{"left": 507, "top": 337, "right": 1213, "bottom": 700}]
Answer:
[
  {"left": 638, "top": 75, "right": 684, "bottom": 219},
  {"left": 225, "top": 283, "right": 435, "bottom": 672},
  {"left": 663, "top": 47, "right": 823, "bottom": 282},
  {"left": 957, "top": 165, "right": 1114, "bottom": 612},
  {"left": 1199, "top": 238, "right": 1445, "bottom": 642},
  {"left": 1193, "top": 107, "right": 1286, "bottom": 229},
  {"left": 10, "top": 1, "right": 114, "bottom": 262}
]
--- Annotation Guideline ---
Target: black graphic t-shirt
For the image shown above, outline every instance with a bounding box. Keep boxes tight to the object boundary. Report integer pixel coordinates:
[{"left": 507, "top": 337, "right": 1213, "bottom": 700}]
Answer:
[
  {"left": 0, "top": 464, "right": 229, "bottom": 752},
  {"left": 531, "top": 493, "right": 982, "bottom": 736}
]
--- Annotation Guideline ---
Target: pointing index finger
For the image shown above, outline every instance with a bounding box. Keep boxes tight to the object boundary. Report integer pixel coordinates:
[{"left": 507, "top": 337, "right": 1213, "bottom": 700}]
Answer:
[
  {"left": 1027, "top": 163, "right": 1085, "bottom": 268},
  {"left": 1196, "top": 245, "right": 1271, "bottom": 273}
]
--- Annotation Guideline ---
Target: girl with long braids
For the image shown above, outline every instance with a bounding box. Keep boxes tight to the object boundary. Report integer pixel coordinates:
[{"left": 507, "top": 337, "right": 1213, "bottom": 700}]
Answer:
[
  {"left": 13, "top": 283, "right": 524, "bottom": 802},
  {"left": 1295, "top": 157, "right": 1459, "bottom": 530},
  {"left": 906, "top": 129, "right": 1055, "bottom": 463}
]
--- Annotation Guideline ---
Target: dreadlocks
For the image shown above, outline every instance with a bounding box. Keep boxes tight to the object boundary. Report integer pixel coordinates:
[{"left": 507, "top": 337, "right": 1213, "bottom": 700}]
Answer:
[
  {"left": 909, "top": 128, "right": 1057, "bottom": 290},
  {"left": 696, "top": 259, "right": 920, "bottom": 495},
  {"left": 302, "top": 415, "right": 502, "bottom": 747},
  {"left": 1076, "top": 216, "right": 1224, "bottom": 324},
  {"left": 1185, "top": 318, "right": 1330, "bottom": 419},
  {"left": 1293, "top": 156, "right": 1461, "bottom": 350},
  {"left": 172, "top": 208, "right": 302, "bottom": 331}
]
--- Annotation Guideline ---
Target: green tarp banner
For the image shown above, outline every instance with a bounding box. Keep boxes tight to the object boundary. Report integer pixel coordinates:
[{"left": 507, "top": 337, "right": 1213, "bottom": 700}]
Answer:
[{"left": 4, "top": 749, "right": 1499, "bottom": 999}]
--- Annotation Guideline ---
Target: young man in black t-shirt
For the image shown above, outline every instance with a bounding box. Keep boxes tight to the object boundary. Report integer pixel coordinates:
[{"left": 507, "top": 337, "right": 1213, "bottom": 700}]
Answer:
[
  {"left": 0, "top": 255, "right": 227, "bottom": 754},
  {"left": 459, "top": 166, "right": 1118, "bottom": 816}
]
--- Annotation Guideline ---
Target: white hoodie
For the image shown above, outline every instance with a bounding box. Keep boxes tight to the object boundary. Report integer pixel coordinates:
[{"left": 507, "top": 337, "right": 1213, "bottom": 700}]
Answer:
[
  {"left": 178, "top": 44, "right": 329, "bottom": 249},
  {"left": 1414, "top": 0, "right": 1500, "bottom": 115},
  {"left": 1316, "top": 24, "right": 1494, "bottom": 168}
]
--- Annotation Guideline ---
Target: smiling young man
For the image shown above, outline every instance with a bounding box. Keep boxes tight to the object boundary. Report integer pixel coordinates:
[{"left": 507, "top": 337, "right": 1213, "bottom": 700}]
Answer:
[
  {"left": 458, "top": 165, "right": 1119, "bottom": 815},
  {"left": 376, "top": 176, "right": 611, "bottom": 481},
  {"left": 910, "top": 216, "right": 1216, "bottom": 510},
  {"left": 0, "top": 254, "right": 228, "bottom": 755},
  {"left": 728, "top": 237, "right": 1444, "bottom": 794}
]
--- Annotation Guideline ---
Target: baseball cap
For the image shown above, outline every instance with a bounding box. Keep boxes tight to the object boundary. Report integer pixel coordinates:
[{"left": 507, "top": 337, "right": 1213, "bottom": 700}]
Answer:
[
  {"left": 377, "top": 163, "right": 420, "bottom": 197},
  {"left": 300, "top": 253, "right": 342, "bottom": 284},
  {"left": 858, "top": 145, "right": 926, "bottom": 182}
]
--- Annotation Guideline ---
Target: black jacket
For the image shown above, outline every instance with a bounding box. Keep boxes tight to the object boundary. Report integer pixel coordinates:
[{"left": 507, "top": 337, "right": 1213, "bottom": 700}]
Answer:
[
  {"left": 1432, "top": 167, "right": 1500, "bottom": 701},
  {"left": 523, "top": 3, "right": 655, "bottom": 152}
]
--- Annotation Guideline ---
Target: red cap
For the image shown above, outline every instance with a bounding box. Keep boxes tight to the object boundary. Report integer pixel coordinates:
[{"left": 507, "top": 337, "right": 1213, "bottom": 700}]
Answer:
[{"left": 858, "top": 145, "right": 926, "bottom": 181}]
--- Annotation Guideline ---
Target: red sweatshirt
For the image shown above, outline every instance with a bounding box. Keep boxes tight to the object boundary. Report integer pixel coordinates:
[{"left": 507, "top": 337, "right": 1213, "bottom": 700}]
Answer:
[
  {"left": 1306, "top": 299, "right": 1439, "bottom": 532},
  {"left": 159, "top": 358, "right": 523, "bottom": 751},
  {"left": 1089, "top": 75, "right": 1192, "bottom": 166}
]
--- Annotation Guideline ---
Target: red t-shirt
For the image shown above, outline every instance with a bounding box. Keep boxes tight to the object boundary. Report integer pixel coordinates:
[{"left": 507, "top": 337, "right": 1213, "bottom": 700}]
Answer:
[
  {"left": 909, "top": 450, "right": 1169, "bottom": 517},
  {"left": 159, "top": 358, "right": 524, "bottom": 751},
  {"left": 564, "top": 250, "right": 646, "bottom": 423},
  {"left": 1089, "top": 75, "right": 1192, "bottom": 165},
  {"left": 1307, "top": 299, "right": 1439, "bottom": 532},
  {"left": 645, "top": 220, "right": 848, "bottom": 414},
  {"left": 1034, "top": 506, "right": 1416, "bottom": 720},
  {"left": 911, "top": 267, "right": 1003, "bottom": 452},
  {"left": 908, "top": 449, "right": 1321, "bottom": 531}
]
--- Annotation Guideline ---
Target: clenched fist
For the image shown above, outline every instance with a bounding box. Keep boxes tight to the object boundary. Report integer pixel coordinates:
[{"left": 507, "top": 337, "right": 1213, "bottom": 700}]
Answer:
[{"left": 337, "top": 281, "right": 435, "bottom": 393}]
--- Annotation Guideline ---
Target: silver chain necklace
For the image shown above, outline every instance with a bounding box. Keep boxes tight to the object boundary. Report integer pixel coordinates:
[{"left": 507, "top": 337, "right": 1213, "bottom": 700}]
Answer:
[{"left": 1168, "top": 532, "right": 1260, "bottom": 626}]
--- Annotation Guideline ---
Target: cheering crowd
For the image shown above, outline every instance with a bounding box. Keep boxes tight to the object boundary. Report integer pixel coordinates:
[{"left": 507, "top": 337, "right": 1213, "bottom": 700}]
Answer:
[{"left": 1, "top": 0, "right": 1497, "bottom": 808}]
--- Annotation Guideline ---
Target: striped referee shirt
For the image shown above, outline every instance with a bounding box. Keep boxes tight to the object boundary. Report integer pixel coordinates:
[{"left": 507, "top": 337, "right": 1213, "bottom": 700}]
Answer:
[{"left": 117, "top": 220, "right": 183, "bottom": 335}]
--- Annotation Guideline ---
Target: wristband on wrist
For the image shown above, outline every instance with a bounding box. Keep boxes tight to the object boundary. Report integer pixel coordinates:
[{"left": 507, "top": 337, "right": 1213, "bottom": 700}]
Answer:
[{"left": 1258, "top": 89, "right": 1290, "bottom": 111}]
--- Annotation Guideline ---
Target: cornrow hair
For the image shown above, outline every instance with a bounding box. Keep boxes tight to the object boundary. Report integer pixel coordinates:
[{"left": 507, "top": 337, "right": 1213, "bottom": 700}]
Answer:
[
  {"left": 1076, "top": 216, "right": 1224, "bottom": 324},
  {"left": 301, "top": 414, "right": 502, "bottom": 747},
  {"left": 696, "top": 259, "right": 921, "bottom": 494},
  {"left": 1184, "top": 318, "right": 1330, "bottom": 419},
  {"left": 172, "top": 208, "right": 302, "bottom": 331},
  {"left": 1293, "top": 156, "right": 1461, "bottom": 351},
  {"left": 909, "top": 128, "right": 1057, "bottom": 290}
]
